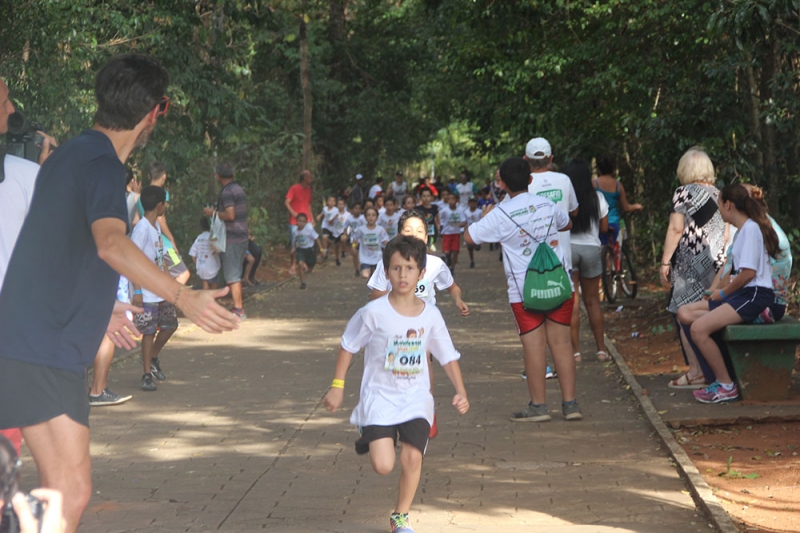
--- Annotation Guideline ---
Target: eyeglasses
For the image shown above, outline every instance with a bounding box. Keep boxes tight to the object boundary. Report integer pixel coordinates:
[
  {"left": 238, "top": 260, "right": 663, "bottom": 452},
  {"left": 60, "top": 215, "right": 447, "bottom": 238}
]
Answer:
[{"left": 155, "top": 96, "right": 170, "bottom": 116}]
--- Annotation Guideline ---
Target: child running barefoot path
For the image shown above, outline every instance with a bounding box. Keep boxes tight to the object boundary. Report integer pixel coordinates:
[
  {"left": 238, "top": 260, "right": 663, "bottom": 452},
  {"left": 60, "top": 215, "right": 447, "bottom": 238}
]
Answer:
[{"left": 323, "top": 236, "right": 469, "bottom": 533}]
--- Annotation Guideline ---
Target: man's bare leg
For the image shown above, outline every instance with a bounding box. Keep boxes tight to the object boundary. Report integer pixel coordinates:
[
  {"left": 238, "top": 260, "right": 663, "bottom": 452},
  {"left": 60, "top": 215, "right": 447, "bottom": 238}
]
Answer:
[
  {"left": 90, "top": 335, "right": 115, "bottom": 395},
  {"left": 22, "top": 415, "right": 91, "bottom": 533},
  {"left": 229, "top": 281, "right": 243, "bottom": 309}
]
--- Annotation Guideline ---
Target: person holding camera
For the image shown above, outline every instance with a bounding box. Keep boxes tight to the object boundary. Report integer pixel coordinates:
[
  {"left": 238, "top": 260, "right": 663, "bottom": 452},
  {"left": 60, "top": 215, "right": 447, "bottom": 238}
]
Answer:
[{"left": 1, "top": 435, "right": 66, "bottom": 533}]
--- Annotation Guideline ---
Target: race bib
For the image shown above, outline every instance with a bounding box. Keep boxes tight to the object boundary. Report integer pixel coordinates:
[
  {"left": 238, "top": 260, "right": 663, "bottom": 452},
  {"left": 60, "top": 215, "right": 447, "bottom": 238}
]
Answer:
[
  {"left": 427, "top": 223, "right": 435, "bottom": 236},
  {"left": 385, "top": 334, "right": 425, "bottom": 377},
  {"left": 414, "top": 280, "right": 430, "bottom": 299}
]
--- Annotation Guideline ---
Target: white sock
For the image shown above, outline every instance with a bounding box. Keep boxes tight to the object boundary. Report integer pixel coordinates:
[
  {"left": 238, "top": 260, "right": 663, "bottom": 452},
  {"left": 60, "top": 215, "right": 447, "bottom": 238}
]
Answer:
[{"left": 719, "top": 382, "right": 735, "bottom": 391}]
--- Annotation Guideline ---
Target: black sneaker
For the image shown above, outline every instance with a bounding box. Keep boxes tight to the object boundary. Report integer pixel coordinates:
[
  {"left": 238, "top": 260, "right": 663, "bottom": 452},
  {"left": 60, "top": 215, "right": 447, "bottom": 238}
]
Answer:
[
  {"left": 336, "top": 259, "right": 341, "bottom": 266},
  {"left": 141, "top": 374, "right": 157, "bottom": 391},
  {"left": 89, "top": 388, "right": 132, "bottom": 406},
  {"left": 469, "top": 261, "right": 475, "bottom": 268},
  {"left": 299, "top": 282, "right": 307, "bottom": 290},
  {"left": 150, "top": 358, "right": 166, "bottom": 380}
]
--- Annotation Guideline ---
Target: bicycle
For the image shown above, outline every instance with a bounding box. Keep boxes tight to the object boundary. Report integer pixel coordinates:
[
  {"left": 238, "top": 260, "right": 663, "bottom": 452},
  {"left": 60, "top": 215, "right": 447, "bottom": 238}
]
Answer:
[{"left": 600, "top": 225, "right": 638, "bottom": 303}]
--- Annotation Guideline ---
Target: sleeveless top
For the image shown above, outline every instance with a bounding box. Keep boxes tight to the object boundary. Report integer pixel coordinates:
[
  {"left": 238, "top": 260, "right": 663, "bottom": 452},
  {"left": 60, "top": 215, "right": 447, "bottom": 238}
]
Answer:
[{"left": 594, "top": 178, "right": 621, "bottom": 224}]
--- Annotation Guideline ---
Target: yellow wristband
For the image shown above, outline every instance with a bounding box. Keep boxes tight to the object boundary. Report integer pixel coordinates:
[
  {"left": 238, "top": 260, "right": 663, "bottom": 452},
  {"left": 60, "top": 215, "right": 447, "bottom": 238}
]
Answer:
[{"left": 331, "top": 379, "right": 345, "bottom": 389}]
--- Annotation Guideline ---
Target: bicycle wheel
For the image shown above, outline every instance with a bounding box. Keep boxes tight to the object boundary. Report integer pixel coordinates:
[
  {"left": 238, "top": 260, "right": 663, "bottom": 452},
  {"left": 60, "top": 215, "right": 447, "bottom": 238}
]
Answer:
[
  {"left": 619, "top": 244, "right": 638, "bottom": 299},
  {"left": 601, "top": 245, "right": 617, "bottom": 303}
]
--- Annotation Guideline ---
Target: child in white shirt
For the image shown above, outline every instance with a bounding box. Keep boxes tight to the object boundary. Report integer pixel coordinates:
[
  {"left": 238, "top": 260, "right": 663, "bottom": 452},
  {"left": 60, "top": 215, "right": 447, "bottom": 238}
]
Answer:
[
  {"left": 464, "top": 196, "right": 482, "bottom": 268},
  {"left": 330, "top": 197, "right": 351, "bottom": 267},
  {"left": 438, "top": 192, "right": 467, "bottom": 272},
  {"left": 317, "top": 195, "right": 337, "bottom": 257},
  {"left": 189, "top": 216, "right": 221, "bottom": 290},
  {"left": 323, "top": 236, "right": 469, "bottom": 533},
  {"left": 293, "top": 213, "right": 324, "bottom": 290},
  {"left": 353, "top": 207, "right": 390, "bottom": 279},
  {"left": 348, "top": 203, "right": 367, "bottom": 276},
  {"left": 377, "top": 197, "right": 401, "bottom": 239}
]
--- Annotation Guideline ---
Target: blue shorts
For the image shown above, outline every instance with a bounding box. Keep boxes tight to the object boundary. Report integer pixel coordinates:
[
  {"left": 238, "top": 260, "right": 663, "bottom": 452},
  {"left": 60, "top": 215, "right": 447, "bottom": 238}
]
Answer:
[
  {"left": 709, "top": 286, "right": 775, "bottom": 323},
  {"left": 599, "top": 222, "right": 621, "bottom": 246}
]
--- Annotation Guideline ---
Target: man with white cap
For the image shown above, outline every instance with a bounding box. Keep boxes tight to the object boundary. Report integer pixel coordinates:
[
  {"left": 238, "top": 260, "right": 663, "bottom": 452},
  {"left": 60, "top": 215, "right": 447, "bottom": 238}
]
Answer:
[
  {"left": 524, "top": 137, "right": 579, "bottom": 270},
  {"left": 349, "top": 173, "right": 365, "bottom": 208}
]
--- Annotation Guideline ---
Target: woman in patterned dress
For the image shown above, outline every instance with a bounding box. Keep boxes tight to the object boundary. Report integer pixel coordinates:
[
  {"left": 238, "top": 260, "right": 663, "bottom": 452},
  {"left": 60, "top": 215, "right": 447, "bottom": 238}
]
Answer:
[{"left": 659, "top": 148, "right": 727, "bottom": 387}]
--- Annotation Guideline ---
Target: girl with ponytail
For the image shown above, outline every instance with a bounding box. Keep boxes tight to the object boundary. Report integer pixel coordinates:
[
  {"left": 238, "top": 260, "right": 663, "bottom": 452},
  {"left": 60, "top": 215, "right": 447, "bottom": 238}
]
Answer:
[{"left": 675, "top": 183, "right": 778, "bottom": 404}]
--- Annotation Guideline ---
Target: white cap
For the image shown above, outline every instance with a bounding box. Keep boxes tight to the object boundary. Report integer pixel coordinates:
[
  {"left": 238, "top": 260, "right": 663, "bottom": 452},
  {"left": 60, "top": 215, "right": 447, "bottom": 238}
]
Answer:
[
  {"left": 525, "top": 137, "right": 552, "bottom": 159},
  {"left": 356, "top": 173, "right": 363, "bottom": 180}
]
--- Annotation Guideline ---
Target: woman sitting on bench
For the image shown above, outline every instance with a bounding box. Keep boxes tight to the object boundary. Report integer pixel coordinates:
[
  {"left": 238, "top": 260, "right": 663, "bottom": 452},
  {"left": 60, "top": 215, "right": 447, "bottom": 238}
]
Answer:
[{"left": 676, "top": 184, "right": 780, "bottom": 404}]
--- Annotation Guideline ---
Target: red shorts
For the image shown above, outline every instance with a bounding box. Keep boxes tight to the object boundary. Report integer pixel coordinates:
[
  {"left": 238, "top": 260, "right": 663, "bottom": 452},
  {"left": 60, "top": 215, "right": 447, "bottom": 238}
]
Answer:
[
  {"left": 442, "top": 234, "right": 461, "bottom": 253},
  {"left": 511, "top": 297, "right": 574, "bottom": 335}
]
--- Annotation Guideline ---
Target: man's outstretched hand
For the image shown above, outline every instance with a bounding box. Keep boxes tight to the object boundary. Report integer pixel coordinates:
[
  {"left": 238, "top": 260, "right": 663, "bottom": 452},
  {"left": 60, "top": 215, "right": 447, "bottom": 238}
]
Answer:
[
  {"left": 106, "top": 301, "right": 142, "bottom": 349},
  {"left": 177, "top": 286, "right": 240, "bottom": 333}
]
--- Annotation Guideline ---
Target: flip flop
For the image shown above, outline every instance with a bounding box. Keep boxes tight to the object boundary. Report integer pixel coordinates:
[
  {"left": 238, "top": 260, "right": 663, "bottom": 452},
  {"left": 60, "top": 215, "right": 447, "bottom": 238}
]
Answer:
[
  {"left": 596, "top": 350, "right": 611, "bottom": 362},
  {"left": 668, "top": 373, "right": 707, "bottom": 390},
  {"left": 573, "top": 352, "right": 582, "bottom": 362}
]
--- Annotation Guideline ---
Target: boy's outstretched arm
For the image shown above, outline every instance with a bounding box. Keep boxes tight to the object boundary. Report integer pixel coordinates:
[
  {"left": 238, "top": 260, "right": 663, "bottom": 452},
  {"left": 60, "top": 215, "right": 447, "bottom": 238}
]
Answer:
[
  {"left": 322, "top": 348, "right": 354, "bottom": 412},
  {"left": 446, "top": 283, "right": 470, "bottom": 316},
  {"left": 442, "top": 360, "right": 469, "bottom": 414}
]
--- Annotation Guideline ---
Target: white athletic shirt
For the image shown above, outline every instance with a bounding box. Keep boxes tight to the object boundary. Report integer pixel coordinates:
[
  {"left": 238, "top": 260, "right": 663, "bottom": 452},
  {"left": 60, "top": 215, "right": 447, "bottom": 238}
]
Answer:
[
  {"left": 321, "top": 206, "right": 338, "bottom": 232},
  {"left": 455, "top": 182, "right": 475, "bottom": 207},
  {"left": 390, "top": 181, "right": 407, "bottom": 198},
  {"left": 330, "top": 209, "right": 352, "bottom": 238},
  {"left": 528, "top": 171, "right": 579, "bottom": 269},
  {"left": 368, "top": 184, "right": 382, "bottom": 199},
  {"left": 570, "top": 192, "right": 609, "bottom": 248},
  {"left": 341, "top": 295, "right": 460, "bottom": 427},
  {"left": 731, "top": 219, "right": 773, "bottom": 289},
  {"left": 0, "top": 155, "right": 39, "bottom": 294},
  {"left": 468, "top": 192, "right": 572, "bottom": 303},
  {"left": 295, "top": 224, "right": 319, "bottom": 249},
  {"left": 130, "top": 218, "right": 165, "bottom": 303},
  {"left": 189, "top": 231, "right": 221, "bottom": 281},
  {"left": 368, "top": 254, "right": 453, "bottom": 306},
  {"left": 465, "top": 207, "right": 482, "bottom": 225},
  {"left": 439, "top": 204, "right": 467, "bottom": 235},
  {"left": 354, "top": 225, "right": 389, "bottom": 265},
  {"left": 378, "top": 211, "right": 400, "bottom": 238},
  {"left": 347, "top": 214, "right": 367, "bottom": 236}
]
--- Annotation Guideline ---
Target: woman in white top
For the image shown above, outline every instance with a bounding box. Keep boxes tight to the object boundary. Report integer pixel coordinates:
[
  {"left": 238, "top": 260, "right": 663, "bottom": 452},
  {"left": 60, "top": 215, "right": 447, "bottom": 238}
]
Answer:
[
  {"left": 677, "top": 184, "right": 780, "bottom": 404},
  {"left": 564, "top": 159, "right": 609, "bottom": 362}
]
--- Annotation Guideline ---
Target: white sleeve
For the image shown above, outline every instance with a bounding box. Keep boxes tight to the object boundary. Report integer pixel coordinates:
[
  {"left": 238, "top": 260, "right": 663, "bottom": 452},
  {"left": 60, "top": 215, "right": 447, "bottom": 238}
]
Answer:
[
  {"left": 432, "top": 259, "right": 455, "bottom": 290},
  {"left": 554, "top": 206, "right": 570, "bottom": 232},
  {"left": 427, "top": 308, "right": 460, "bottom": 366},
  {"left": 188, "top": 237, "right": 199, "bottom": 258},
  {"left": 567, "top": 182, "right": 579, "bottom": 213},
  {"left": 340, "top": 307, "right": 372, "bottom": 354},
  {"left": 130, "top": 223, "right": 149, "bottom": 254},
  {"left": 467, "top": 209, "right": 501, "bottom": 245},
  {"left": 367, "top": 260, "right": 389, "bottom": 291},
  {"left": 310, "top": 227, "right": 319, "bottom": 240},
  {"left": 379, "top": 227, "right": 389, "bottom": 246},
  {"left": 734, "top": 222, "right": 764, "bottom": 272},
  {"left": 598, "top": 193, "right": 609, "bottom": 219}
]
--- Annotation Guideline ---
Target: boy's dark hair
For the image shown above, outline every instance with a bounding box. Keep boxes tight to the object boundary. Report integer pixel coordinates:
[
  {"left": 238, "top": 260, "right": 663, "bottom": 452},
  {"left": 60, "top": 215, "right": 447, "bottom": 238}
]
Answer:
[
  {"left": 376, "top": 177, "right": 383, "bottom": 183},
  {"left": 296, "top": 213, "right": 308, "bottom": 221},
  {"left": 94, "top": 54, "right": 169, "bottom": 131},
  {"left": 140, "top": 185, "right": 167, "bottom": 212},
  {"left": 383, "top": 235, "right": 427, "bottom": 272},
  {"left": 499, "top": 157, "right": 531, "bottom": 192},
  {"left": 398, "top": 208, "right": 425, "bottom": 232},
  {"left": 385, "top": 196, "right": 396, "bottom": 205},
  {"left": 596, "top": 154, "right": 616, "bottom": 176},
  {"left": 216, "top": 161, "right": 234, "bottom": 178},
  {"left": 125, "top": 167, "right": 134, "bottom": 186},
  {"left": 148, "top": 161, "right": 167, "bottom": 182},
  {"left": 200, "top": 216, "right": 210, "bottom": 232}
]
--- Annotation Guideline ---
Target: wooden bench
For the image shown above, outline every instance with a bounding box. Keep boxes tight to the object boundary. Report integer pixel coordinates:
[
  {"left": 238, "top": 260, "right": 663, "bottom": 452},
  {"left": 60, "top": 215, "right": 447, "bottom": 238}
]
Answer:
[{"left": 722, "top": 315, "right": 800, "bottom": 401}]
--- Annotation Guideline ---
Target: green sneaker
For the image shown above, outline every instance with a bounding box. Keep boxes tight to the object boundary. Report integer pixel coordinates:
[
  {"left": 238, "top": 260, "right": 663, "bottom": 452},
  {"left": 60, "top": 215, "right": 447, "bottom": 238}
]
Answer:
[
  {"left": 390, "top": 512, "right": 414, "bottom": 533},
  {"left": 510, "top": 402, "right": 551, "bottom": 423},
  {"left": 562, "top": 400, "right": 584, "bottom": 421}
]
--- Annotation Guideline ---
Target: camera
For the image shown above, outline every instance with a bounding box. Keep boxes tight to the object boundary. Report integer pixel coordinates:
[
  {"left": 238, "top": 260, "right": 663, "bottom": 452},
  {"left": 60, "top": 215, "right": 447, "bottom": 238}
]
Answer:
[
  {"left": 0, "top": 494, "right": 43, "bottom": 533},
  {"left": 5, "top": 109, "right": 49, "bottom": 164}
]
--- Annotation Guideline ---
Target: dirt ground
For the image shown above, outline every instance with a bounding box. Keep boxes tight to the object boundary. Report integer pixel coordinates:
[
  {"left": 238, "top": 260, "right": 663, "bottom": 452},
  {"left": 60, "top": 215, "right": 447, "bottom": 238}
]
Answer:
[{"left": 605, "top": 284, "right": 800, "bottom": 533}]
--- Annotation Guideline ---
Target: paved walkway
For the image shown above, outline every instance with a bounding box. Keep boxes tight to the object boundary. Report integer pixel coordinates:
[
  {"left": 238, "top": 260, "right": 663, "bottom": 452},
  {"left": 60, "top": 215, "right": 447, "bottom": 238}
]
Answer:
[{"left": 23, "top": 251, "right": 713, "bottom": 532}]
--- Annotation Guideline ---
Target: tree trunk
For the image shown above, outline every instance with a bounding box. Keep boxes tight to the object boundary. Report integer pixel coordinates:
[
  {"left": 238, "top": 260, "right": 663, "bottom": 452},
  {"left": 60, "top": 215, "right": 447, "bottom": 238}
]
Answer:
[
  {"left": 300, "top": 15, "right": 313, "bottom": 171},
  {"left": 759, "top": 34, "right": 779, "bottom": 214}
]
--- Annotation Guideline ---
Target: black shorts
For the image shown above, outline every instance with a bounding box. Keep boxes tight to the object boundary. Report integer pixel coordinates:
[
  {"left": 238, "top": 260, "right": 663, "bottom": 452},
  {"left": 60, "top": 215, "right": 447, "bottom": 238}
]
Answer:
[
  {"left": 322, "top": 228, "right": 335, "bottom": 238},
  {"left": 296, "top": 247, "right": 317, "bottom": 269},
  {"left": 355, "top": 418, "right": 430, "bottom": 456},
  {"left": 0, "top": 357, "right": 90, "bottom": 429}
]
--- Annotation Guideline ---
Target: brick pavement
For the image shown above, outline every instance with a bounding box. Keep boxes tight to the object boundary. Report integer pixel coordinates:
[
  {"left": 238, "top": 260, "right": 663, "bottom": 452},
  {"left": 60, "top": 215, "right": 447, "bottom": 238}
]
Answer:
[{"left": 22, "top": 250, "right": 715, "bottom": 532}]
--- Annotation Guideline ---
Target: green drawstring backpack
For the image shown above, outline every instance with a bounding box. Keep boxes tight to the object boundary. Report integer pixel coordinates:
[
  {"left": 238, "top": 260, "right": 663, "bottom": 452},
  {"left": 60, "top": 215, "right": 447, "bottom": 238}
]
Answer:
[{"left": 499, "top": 207, "right": 571, "bottom": 313}]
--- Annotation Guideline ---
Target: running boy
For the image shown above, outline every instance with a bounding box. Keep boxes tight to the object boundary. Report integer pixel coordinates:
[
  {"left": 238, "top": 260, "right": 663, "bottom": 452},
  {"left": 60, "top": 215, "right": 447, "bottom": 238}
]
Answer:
[
  {"left": 189, "top": 216, "right": 221, "bottom": 289},
  {"left": 353, "top": 207, "right": 390, "bottom": 278},
  {"left": 465, "top": 157, "right": 582, "bottom": 422},
  {"left": 330, "top": 197, "right": 351, "bottom": 266},
  {"left": 130, "top": 186, "right": 179, "bottom": 392},
  {"left": 417, "top": 189, "right": 440, "bottom": 252},
  {"left": 439, "top": 193, "right": 467, "bottom": 272},
  {"left": 464, "top": 197, "right": 482, "bottom": 268},
  {"left": 378, "top": 197, "right": 401, "bottom": 239},
  {"left": 323, "top": 236, "right": 469, "bottom": 533},
  {"left": 348, "top": 203, "right": 367, "bottom": 276},
  {"left": 293, "top": 213, "right": 324, "bottom": 289},
  {"left": 401, "top": 195, "right": 416, "bottom": 214},
  {"left": 317, "top": 195, "right": 338, "bottom": 256}
]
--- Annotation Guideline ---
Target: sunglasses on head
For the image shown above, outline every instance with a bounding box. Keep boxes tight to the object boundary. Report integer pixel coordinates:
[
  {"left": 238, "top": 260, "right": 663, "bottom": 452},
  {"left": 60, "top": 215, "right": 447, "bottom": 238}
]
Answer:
[{"left": 155, "top": 96, "right": 170, "bottom": 116}]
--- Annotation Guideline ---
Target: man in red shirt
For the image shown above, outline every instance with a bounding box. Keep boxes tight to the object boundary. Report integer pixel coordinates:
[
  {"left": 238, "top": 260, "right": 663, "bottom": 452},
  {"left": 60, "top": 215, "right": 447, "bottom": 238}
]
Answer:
[{"left": 285, "top": 170, "right": 315, "bottom": 275}]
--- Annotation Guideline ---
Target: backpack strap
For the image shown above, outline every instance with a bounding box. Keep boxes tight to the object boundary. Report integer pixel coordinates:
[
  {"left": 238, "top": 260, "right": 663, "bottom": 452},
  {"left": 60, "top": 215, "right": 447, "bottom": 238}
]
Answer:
[{"left": 496, "top": 206, "right": 555, "bottom": 246}]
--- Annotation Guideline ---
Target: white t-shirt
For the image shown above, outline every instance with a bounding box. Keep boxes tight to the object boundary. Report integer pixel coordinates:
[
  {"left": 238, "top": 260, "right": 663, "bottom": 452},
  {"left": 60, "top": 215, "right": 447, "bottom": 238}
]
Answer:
[
  {"left": 455, "top": 182, "right": 476, "bottom": 207},
  {"left": 130, "top": 218, "right": 165, "bottom": 303},
  {"left": 321, "top": 206, "right": 338, "bottom": 232},
  {"left": 295, "top": 224, "right": 319, "bottom": 249},
  {"left": 439, "top": 204, "right": 467, "bottom": 235},
  {"left": 465, "top": 206, "right": 482, "bottom": 225},
  {"left": 468, "top": 192, "right": 572, "bottom": 303},
  {"left": 354, "top": 225, "right": 389, "bottom": 265},
  {"left": 368, "top": 254, "right": 453, "bottom": 306},
  {"left": 189, "top": 231, "right": 221, "bottom": 281},
  {"left": 390, "top": 181, "right": 407, "bottom": 198},
  {"left": 378, "top": 211, "right": 401, "bottom": 238},
  {"left": 570, "top": 192, "right": 609, "bottom": 247},
  {"left": 528, "top": 171, "right": 579, "bottom": 269},
  {"left": 0, "top": 155, "right": 39, "bottom": 294},
  {"left": 347, "top": 214, "right": 366, "bottom": 236},
  {"left": 331, "top": 209, "right": 352, "bottom": 238},
  {"left": 341, "top": 296, "right": 460, "bottom": 427},
  {"left": 731, "top": 219, "right": 773, "bottom": 289},
  {"left": 368, "top": 184, "right": 382, "bottom": 200}
]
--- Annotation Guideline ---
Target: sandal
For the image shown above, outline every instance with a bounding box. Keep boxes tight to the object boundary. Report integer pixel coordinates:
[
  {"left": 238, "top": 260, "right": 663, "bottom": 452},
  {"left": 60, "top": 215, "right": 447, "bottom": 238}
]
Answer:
[
  {"left": 596, "top": 351, "right": 611, "bottom": 362},
  {"left": 668, "top": 373, "right": 707, "bottom": 390},
  {"left": 573, "top": 352, "right": 582, "bottom": 362}
]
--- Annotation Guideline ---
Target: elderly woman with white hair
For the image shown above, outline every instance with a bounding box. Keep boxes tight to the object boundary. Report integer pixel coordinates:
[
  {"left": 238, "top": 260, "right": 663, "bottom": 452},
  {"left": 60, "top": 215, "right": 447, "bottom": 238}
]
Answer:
[{"left": 660, "top": 148, "right": 728, "bottom": 388}]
